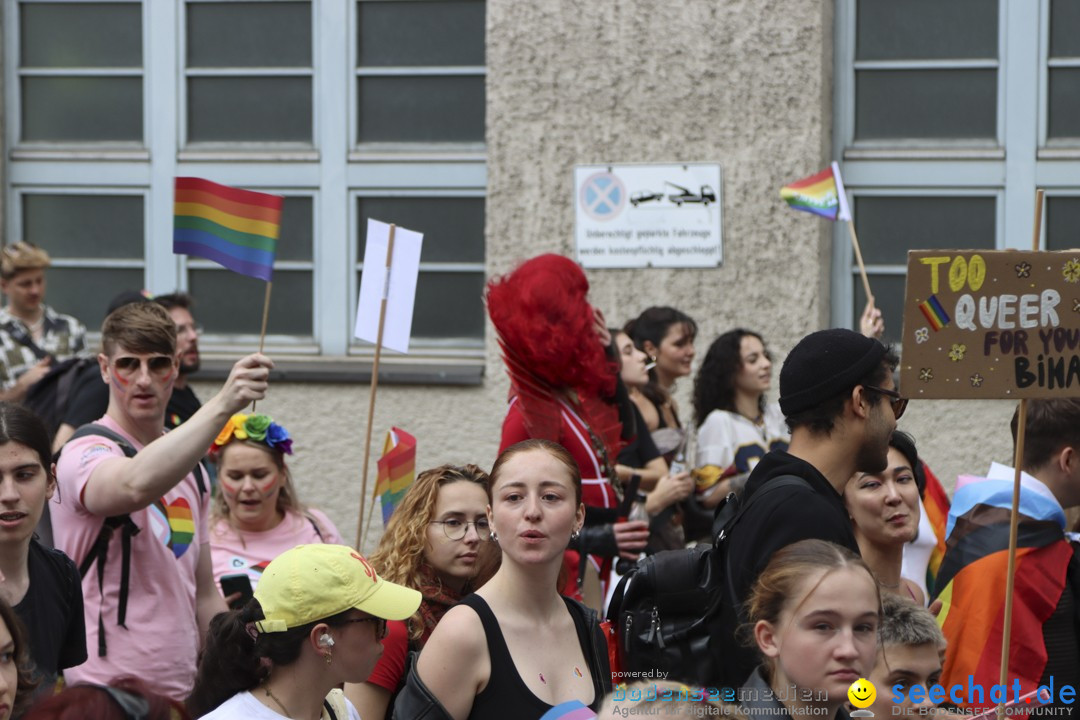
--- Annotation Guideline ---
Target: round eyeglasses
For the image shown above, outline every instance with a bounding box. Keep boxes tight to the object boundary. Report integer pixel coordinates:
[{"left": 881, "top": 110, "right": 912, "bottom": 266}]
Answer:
[{"left": 429, "top": 519, "right": 491, "bottom": 541}]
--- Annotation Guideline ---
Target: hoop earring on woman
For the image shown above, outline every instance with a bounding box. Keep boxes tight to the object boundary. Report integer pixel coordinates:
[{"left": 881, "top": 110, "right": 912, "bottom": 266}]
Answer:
[
  {"left": 490, "top": 530, "right": 499, "bottom": 543},
  {"left": 571, "top": 529, "right": 580, "bottom": 541}
]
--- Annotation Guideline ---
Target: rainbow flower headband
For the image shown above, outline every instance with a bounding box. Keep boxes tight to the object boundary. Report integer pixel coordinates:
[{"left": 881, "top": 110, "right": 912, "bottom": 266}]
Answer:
[{"left": 212, "top": 413, "right": 293, "bottom": 455}]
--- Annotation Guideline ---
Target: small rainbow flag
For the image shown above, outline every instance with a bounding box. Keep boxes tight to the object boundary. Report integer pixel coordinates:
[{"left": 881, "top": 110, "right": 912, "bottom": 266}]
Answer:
[
  {"left": 375, "top": 427, "right": 416, "bottom": 525},
  {"left": 780, "top": 161, "right": 852, "bottom": 221},
  {"left": 173, "top": 177, "right": 284, "bottom": 282},
  {"left": 918, "top": 294, "right": 950, "bottom": 331},
  {"left": 920, "top": 462, "right": 951, "bottom": 595}
]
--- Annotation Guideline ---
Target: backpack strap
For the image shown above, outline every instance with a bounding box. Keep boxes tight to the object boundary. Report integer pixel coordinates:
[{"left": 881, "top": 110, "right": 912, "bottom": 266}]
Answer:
[
  {"left": 67, "top": 424, "right": 141, "bottom": 657},
  {"left": 564, "top": 596, "right": 612, "bottom": 701},
  {"left": 3, "top": 320, "right": 49, "bottom": 360},
  {"left": 304, "top": 512, "right": 325, "bottom": 541},
  {"left": 722, "top": 475, "right": 811, "bottom": 625}
]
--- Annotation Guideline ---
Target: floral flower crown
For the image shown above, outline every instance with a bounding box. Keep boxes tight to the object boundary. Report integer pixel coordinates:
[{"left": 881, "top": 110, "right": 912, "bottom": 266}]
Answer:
[{"left": 211, "top": 413, "right": 293, "bottom": 455}]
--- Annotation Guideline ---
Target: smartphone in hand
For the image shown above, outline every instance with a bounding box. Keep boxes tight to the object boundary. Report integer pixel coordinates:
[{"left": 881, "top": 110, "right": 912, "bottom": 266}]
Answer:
[{"left": 220, "top": 573, "right": 254, "bottom": 609}]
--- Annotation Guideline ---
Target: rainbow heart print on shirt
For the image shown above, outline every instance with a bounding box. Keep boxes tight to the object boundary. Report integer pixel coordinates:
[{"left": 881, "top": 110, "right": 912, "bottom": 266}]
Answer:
[{"left": 148, "top": 497, "right": 195, "bottom": 559}]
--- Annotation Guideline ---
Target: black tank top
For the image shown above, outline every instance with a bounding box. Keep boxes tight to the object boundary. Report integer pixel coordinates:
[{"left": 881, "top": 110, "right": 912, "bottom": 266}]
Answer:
[{"left": 460, "top": 594, "right": 600, "bottom": 719}]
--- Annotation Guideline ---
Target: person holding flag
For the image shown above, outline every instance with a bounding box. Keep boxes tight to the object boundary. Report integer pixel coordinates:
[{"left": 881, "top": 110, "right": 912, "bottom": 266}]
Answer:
[
  {"left": 51, "top": 301, "right": 274, "bottom": 700},
  {"left": 935, "top": 398, "right": 1080, "bottom": 710}
]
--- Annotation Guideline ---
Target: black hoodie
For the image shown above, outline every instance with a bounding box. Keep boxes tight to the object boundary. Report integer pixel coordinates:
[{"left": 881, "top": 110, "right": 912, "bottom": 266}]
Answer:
[{"left": 721, "top": 449, "right": 860, "bottom": 684}]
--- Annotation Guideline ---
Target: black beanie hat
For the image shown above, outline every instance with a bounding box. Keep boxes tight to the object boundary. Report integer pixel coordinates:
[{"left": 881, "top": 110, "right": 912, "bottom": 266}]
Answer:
[{"left": 779, "top": 329, "right": 887, "bottom": 416}]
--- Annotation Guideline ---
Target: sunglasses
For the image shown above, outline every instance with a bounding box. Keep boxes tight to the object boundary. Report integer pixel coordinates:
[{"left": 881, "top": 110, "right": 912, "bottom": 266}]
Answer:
[
  {"left": 338, "top": 616, "right": 388, "bottom": 640},
  {"left": 111, "top": 355, "right": 175, "bottom": 378},
  {"left": 863, "top": 384, "right": 908, "bottom": 420}
]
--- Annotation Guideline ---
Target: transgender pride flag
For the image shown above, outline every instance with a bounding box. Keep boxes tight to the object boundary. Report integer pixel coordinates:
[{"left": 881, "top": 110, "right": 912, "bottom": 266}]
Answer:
[
  {"left": 780, "top": 161, "right": 852, "bottom": 222},
  {"left": 173, "top": 177, "right": 284, "bottom": 281}
]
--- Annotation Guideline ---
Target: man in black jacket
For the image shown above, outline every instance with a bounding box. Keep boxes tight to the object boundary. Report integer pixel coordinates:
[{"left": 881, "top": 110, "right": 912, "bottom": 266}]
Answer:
[{"left": 721, "top": 328, "right": 902, "bottom": 684}]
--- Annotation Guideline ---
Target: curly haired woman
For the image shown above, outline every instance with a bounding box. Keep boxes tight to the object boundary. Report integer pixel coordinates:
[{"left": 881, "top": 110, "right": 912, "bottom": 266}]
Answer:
[{"left": 345, "top": 464, "right": 498, "bottom": 719}]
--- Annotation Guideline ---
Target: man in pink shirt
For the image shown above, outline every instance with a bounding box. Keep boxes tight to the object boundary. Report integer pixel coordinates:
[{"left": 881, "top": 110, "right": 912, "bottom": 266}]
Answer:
[{"left": 53, "top": 301, "right": 273, "bottom": 700}]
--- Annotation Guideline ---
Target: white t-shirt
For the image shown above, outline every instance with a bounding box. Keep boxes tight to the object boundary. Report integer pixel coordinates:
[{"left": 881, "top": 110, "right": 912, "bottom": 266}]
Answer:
[
  {"left": 695, "top": 403, "right": 789, "bottom": 492},
  {"left": 200, "top": 690, "right": 361, "bottom": 720}
]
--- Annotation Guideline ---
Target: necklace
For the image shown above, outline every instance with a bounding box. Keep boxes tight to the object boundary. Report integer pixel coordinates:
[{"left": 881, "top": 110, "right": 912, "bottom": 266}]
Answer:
[{"left": 264, "top": 685, "right": 293, "bottom": 719}]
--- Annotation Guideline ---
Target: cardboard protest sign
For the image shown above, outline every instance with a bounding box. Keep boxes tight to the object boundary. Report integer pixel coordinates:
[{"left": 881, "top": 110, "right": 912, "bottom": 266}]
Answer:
[{"left": 900, "top": 250, "right": 1080, "bottom": 399}]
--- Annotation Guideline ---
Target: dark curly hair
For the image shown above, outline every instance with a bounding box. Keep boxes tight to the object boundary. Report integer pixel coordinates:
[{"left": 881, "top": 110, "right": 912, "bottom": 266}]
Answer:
[
  {"left": 624, "top": 306, "right": 697, "bottom": 410},
  {"left": 692, "top": 329, "right": 766, "bottom": 426}
]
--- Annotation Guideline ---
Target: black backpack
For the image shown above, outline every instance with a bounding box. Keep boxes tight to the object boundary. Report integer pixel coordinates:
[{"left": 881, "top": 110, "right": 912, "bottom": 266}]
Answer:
[
  {"left": 24, "top": 357, "right": 99, "bottom": 441},
  {"left": 67, "top": 424, "right": 207, "bottom": 658},
  {"left": 605, "top": 475, "right": 808, "bottom": 687}
]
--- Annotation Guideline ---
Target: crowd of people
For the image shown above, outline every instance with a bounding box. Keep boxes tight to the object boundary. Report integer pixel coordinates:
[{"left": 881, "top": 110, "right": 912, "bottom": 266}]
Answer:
[{"left": 0, "top": 244, "right": 1073, "bottom": 720}]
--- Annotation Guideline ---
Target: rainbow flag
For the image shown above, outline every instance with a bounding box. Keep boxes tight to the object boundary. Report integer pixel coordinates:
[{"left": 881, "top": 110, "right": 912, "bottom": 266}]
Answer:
[
  {"left": 935, "top": 476, "right": 1071, "bottom": 708},
  {"left": 375, "top": 427, "right": 416, "bottom": 525},
  {"left": 920, "top": 462, "right": 951, "bottom": 594},
  {"left": 780, "top": 161, "right": 852, "bottom": 221},
  {"left": 919, "top": 294, "right": 950, "bottom": 331},
  {"left": 173, "top": 177, "right": 284, "bottom": 282}
]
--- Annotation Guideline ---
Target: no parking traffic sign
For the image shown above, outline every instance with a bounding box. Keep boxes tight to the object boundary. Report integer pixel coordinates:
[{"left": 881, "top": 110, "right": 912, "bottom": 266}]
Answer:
[{"left": 574, "top": 163, "right": 723, "bottom": 268}]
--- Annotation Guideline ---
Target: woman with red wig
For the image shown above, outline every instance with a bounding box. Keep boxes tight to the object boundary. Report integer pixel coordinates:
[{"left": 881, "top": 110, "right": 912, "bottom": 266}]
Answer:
[{"left": 487, "top": 254, "right": 648, "bottom": 602}]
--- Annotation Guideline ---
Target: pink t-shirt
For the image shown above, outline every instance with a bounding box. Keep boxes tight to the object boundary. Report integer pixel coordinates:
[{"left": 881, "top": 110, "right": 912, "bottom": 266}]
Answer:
[
  {"left": 52, "top": 415, "right": 210, "bottom": 701},
  {"left": 209, "top": 508, "right": 342, "bottom": 588}
]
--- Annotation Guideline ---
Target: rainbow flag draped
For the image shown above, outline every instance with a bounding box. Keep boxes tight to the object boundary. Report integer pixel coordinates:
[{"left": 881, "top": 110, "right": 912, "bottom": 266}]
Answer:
[
  {"left": 921, "top": 462, "right": 951, "bottom": 594},
  {"left": 375, "top": 427, "right": 416, "bottom": 525},
  {"left": 173, "top": 177, "right": 284, "bottom": 282},
  {"left": 780, "top": 161, "right": 852, "bottom": 221},
  {"left": 935, "top": 474, "right": 1071, "bottom": 708}
]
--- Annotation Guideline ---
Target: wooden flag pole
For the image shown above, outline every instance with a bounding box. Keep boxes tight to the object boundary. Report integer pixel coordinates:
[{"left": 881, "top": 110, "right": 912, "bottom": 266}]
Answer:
[
  {"left": 355, "top": 223, "right": 396, "bottom": 551},
  {"left": 251, "top": 281, "right": 273, "bottom": 412},
  {"left": 997, "top": 188, "right": 1043, "bottom": 719},
  {"left": 846, "top": 220, "right": 874, "bottom": 305}
]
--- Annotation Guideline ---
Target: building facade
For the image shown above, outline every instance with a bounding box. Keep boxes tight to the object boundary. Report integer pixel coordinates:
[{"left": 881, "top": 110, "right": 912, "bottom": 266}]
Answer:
[{"left": 5, "top": 0, "right": 1055, "bottom": 547}]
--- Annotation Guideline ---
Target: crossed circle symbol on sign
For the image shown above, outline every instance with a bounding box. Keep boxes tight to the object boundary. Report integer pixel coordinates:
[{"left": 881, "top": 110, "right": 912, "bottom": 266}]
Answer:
[{"left": 580, "top": 172, "right": 626, "bottom": 221}]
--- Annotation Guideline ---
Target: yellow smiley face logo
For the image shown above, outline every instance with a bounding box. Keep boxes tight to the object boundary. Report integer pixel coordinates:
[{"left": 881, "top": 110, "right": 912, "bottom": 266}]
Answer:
[{"left": 848, "top": 678, "right": 876, "bottom": 708}]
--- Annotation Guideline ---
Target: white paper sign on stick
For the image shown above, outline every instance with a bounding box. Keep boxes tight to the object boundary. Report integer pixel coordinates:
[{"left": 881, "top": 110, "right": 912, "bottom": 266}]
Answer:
[{"left": 354, "top": 219, "right": 423, "bottom": 354}]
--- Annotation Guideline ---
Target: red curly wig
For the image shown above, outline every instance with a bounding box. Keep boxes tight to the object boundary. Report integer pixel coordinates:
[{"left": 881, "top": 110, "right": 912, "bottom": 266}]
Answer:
[{"left": 487, "top": 254, "right": 615, "bottom": 399}]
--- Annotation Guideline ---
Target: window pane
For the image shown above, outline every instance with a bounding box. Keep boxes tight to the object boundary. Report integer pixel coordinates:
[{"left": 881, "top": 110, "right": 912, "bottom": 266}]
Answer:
[
  {"left": 278, "top": 196, "right": 313, "bottom": 262},
  {"left": 358, "top": 76, "right": 484, "bottom": 143},
  {"left": 23, "top": 194, "right": 144, "bottom": 259},
  {"left": 1050, "top": 0, "right": 1080, "bottom": 58},
  {"left": 1046, "top": 197, "right": 1080, "bottom": 251},
  {"left": 855, "top": 69, "right": 996, "bottom": 140},
  {"left": 21, "top": 2, "right": 142, "bottom": 68},
  {"left": 187, "top": 77, "right": 311, "bottom": 142},
  {"left": 1047, "top": 69, "right": 1080, "bottom": 139},
  {"left": 358, "top": 1, "right": 485, "bottom": 67},
  {"left": 46, "top": 268, "right": 146, "bottom": 331},
  {"left": 852, "top": 274, "right": 907, "bottom": 349},
  {"left": 187, "top": 2, "right": 311, "bottom": 68},
  {"left": 22, "top": 77, "right": 142, "bottom": 142},
  {"left": 189, "top": 270, "right": 312, "bottom": 336},
  {"left": 358, "top": 270, "right": 484, "bottom": 340},
  {"left": 854, "top": 196, "right": 996, "bottom": 265},
  {"left": 357, "top": 197, "right": 484, "bottom": 263},
  {"left": 856, "top": 0, "right": 997, "bottom": 61}
]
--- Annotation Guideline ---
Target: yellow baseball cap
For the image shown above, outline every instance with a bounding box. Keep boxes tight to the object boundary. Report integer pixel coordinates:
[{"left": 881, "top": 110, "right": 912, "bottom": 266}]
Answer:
[{"left": 254, "top": 544, "right": 421, "bottom": 633}]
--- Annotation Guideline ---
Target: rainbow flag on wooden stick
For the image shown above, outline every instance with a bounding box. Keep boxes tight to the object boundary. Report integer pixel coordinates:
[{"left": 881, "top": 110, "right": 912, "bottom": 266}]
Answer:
[
  {"left": 173, "top": 177, "right": 284, "bottom": 282},
  {"left": 780, "top": 161, "right": 852, "bottom": 221},
  {"left": 375, "top": 427, "right": 416, "bottom": 525}
]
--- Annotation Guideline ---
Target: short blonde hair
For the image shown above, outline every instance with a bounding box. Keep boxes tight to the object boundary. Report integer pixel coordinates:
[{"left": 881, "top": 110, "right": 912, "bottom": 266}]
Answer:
[{"left": 1, "top": 243, "right": 50, "bottom": 280}]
